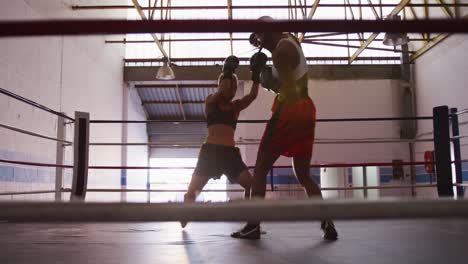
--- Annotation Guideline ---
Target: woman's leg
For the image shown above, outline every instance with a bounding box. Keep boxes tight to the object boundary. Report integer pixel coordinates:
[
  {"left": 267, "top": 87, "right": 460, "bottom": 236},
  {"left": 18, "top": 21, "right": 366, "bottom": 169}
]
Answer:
[
  {"left": 181, "top": 175, "right": 210, "bottom": 228},
  {"left": 185, "top": 174, "right": 210, "bottom": 202},
  {"left": 236, "top": 169, "right": 253, "bottom": 199}
]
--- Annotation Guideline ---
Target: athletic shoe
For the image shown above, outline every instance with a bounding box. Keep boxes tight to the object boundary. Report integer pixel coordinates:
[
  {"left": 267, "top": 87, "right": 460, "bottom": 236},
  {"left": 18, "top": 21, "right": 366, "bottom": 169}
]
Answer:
[
  {"left": 321, "top": 219, "right": 338, "bottom": 241},
  {"left": 230, "top": 224, "right": 261, "bottom": 240}
]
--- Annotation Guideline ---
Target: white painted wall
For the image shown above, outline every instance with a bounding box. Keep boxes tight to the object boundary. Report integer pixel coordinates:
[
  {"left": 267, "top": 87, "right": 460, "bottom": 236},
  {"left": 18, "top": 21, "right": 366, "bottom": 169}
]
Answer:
[
  {"left": 411, "top": 33, "right": 468, "bottom": 198},
  {"left": 413, "top": 34, "right": 468, "bottom": 164},
  {"left": 413, "top": 34, "right": 468, "bottom": 160},
  {"left": 0, "top": 1, "right": 148, "bottom": 200}
]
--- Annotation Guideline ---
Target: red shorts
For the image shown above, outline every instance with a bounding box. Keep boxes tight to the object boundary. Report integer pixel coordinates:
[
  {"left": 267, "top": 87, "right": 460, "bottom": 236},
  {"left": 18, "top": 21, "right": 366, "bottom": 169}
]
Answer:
[{"left": 260, "top": 97, "right": 316, "bottom": 159}]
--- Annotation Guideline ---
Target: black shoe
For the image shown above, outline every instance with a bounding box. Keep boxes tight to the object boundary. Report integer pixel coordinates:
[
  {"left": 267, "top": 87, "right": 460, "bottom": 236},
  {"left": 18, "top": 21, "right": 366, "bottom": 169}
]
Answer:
[
  {"left": 321, "top": 220, "right": 338, "bottom": 241},
  {"left": 231, "top": 224, "right": 261, "bottom": 240}
]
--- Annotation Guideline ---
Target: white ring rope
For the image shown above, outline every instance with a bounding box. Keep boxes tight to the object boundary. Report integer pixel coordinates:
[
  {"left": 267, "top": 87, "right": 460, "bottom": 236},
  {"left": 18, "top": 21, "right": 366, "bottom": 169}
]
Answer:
[{"left": 0, "top": 199, "right": 466, "bottom": 222}]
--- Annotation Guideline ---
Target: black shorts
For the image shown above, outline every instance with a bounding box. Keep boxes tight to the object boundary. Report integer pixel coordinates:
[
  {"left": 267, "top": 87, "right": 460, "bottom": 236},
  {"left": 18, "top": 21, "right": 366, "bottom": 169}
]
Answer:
[{"left": 193, "top": 143, "right": 247, "bottom": 182}]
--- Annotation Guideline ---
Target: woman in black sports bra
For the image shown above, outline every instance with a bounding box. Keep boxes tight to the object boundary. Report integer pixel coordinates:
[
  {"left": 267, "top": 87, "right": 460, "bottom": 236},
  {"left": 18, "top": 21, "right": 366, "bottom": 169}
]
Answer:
[{"left": 181, "top": 56, "right": 263, "bottom": 228}]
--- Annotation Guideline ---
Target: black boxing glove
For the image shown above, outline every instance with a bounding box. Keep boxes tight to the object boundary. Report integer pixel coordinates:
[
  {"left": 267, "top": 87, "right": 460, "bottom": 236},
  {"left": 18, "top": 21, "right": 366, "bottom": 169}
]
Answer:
[
  {"left": 249, "top": 52, "right": 267, "bottom": 83},
  {"left": 222, "top": 55, "right": 240, "bottom": 79},
  {"left": 260, "top": 66, "right": 281, "bottom": 94}
]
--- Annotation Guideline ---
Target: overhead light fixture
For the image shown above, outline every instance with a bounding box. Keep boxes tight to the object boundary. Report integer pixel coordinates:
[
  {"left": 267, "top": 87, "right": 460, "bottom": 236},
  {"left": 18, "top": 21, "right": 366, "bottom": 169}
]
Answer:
[
  {"left": 156, "top": 57, "right": 175, "bottom": 80},
  {"left": 382, "top": 15, "right": 409, "bottom": 46}
]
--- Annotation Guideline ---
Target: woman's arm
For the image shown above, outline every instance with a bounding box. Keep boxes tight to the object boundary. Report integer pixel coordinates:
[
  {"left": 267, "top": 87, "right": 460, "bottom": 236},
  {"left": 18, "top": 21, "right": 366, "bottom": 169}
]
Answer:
[{"left": 234, "top": 82, "right": 259, "bottom": 111}]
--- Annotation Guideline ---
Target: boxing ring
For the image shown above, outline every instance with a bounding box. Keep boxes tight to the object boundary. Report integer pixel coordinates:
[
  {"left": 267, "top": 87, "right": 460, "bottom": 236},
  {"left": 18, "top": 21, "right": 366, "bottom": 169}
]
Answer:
[{"left": 1, "top": 18, "right": 468, "bottom": 264}]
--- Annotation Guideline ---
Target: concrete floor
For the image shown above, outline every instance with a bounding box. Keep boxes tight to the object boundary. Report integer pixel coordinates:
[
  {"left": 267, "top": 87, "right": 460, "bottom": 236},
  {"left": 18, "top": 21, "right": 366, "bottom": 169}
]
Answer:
[{"left": 0, "top": 220, "right": 466, "bottom": 264}]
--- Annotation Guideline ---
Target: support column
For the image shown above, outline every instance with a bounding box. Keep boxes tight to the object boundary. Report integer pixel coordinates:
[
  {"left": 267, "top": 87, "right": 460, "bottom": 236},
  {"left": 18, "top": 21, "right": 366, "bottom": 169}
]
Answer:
[
  {"left": 320, "top": 167, "right": 346, "bottom": 199},
  {"left": 366, "top": 166, "right": 380, "bottom": 199},
  {"left": 352, "top": 167, "right": 380, "bottom": 199},
  {"left": 451, "top": 108, "right": 464, "bottom": 197},
  {"left": 121, "top": 83, "right": 129, "bottom": 202},
  {"left": 270, "top": 168, "right": 274, "bottom": 192},
  {"left": 409, "top": 142, "right": 416, "bottom": 197},
  {"left": 147, "top": 146, "right": 151, "bottom": 203},
  {"left": 71, "top": 111, "right": 90, "bottom": 201},
  {"left": 433, "top": 106, "right": 454, "bottom": 197},
  {"left": 55, "top": 114, "right": 66, "bottom": 201},
  {"left": 352, "top": 167, "right": 365, "bottom": 198}
]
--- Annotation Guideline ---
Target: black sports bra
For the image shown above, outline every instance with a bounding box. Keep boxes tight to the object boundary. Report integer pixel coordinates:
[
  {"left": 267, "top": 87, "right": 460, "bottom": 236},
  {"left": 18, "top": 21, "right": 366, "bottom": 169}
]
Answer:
[{"left": 206, "top": 103, "right": 238, "bottom": 129}]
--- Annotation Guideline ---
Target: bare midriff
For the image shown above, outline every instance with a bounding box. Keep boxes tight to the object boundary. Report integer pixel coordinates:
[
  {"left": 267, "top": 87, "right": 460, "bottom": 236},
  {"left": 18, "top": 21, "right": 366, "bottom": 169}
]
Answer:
[{"left": 205, "top": 124, "right": 236, "bottom": 147}]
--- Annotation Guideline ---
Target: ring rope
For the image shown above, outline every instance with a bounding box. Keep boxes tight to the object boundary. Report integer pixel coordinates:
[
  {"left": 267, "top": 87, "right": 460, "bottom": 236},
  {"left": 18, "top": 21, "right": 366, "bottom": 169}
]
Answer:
[
  {"left": 1, "top": 199, "right": 467, "bottom": 222},
  {"left": 0, "top": 158, "right": 72, "bottom": 168},
  {"left": 88, "top": 138, "right": 435, "bottom": 147},
  {"left": 89, "top": 116, "right": 434, "bottom": 124},
  {"left": 0, "top": 190, "right": 64, "bottom": 196},
  {"left": 1, "top": 19, "right": 468, "bottom": 36},
  {"left": 0, "top": 87, "right": 74, "bottom": 121},
  {"left": 2, "top": 158, "right": 466, "bottom": 170},
  {"left": 0, "top": 123, "right": 72, "bottom": 144}
]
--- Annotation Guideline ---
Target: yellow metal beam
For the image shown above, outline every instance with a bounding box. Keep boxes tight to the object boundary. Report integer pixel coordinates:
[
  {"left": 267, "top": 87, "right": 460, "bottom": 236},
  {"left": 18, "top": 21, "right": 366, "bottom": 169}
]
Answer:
[
  {"left": 408, "top": 5, "right": 418, "bottom": 19},
  {"left": 298, "top": 0, "right": 320, "bottom": 42},
  {"left": 131, "top": 0, "right": 168, "bottom": 58},
  {"left": 227, "top": 0, "right": 233, "bottom": 55},
  {"left": 348, "top": 0, "right": 411, "bottom": 64},
  {"left": 367, "top": 0, "right": 380, "bottom": 19},
  {"left": 453, "top": 0, "right": 459, "bottom": 18},
  {"left": 435, "top": 0, "right": 454, "bottom": 18},
  {"left": 149, "top": 0, "right": 159, "bottom": 19},
  {"left": 345, "top": 0, "right": 365, "bottom": 45},
  {"left": 406, "top": 4, "right": 428, "bottom": 42},
  {"left": 410, "top": 13, "right": 467, "bottom": 62},
  {"left": 424, "top": 0, "right": 430, "bottom": 41},
  {"left": 174, "top": 84, "right": 187, "bottom": 120},
  {"left": 410, "top": 33, "right": 449, "bottom": 62}
]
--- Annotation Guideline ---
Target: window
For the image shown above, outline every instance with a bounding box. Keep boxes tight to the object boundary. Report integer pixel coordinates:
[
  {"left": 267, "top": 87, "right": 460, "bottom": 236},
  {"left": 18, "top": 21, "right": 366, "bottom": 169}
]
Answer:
[{"left": 150, "top": 158, "right": 229, "bottom": 202}]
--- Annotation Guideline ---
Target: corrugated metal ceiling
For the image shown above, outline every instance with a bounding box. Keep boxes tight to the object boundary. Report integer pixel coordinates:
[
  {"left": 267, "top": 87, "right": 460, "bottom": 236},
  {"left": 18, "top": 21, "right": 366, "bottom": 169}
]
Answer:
[{"left": 135, "top": 82, "right": 218, "bottom": 120}]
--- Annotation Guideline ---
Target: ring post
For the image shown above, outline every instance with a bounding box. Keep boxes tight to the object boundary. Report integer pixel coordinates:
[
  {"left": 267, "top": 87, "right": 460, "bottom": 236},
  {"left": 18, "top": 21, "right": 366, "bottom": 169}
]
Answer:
[
  {"left": 55, "top": 114, "right": 66, "bottom": 201},
  {"left": 362, "top": 166, "right": 368, "bottom": 198},
  {"left": 450, "top": 108, "right": 464, "bottom": 197},
  {"left": 270, "top": 168, "right": 274, "bottom": 191},
  {"left": 433, "top": 106, "right": 454, "bottom": 197},
  {"left": 71, "top": 112, "right": 90, "bottom": 201}
]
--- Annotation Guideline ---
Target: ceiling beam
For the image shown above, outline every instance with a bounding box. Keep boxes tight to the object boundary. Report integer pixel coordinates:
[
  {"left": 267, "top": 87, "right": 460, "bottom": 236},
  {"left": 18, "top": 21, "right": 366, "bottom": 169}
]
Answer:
[
  {"left": 125, "top": 56, "right": 401, "bottom": 64},
  {"left": 367, "top": 0, "right": 380, "bottom": 19},
  {"left": 149, "top": 0, "right": 159, "bottom": 19},
  {"left": 126, "top": 65, "right": 402, "bottom": 82},
  {"left": 435, "top": 0, "right": 454, "bottom": 18},
  {"left": 106, "top": 38, "right": 248, "bottom": 43},
  {"left": 298, "top": 0, "right": 321, "bottom": 42},
  {"left": 130, "top": 0, "right": 168, "bottom": 58},
  {"left": 143, "top": 101, "right": 205, "bottom": 104},
  {"left": 3, "top": 19, "right": 468, "bottom": 37},
  {"left": 72, "top": 4, "right": 468, "bottom": 10},
  {"left": 348, "top": 0, "right": 411, "bottom": 64},
  {"left": 175, "top": 84, "right": 187, "bottom": 120},
  {"left": 303, "top": 41, "right": 412, "bottom": 53},
  {"left": 135, "top": 84, "right": 217, "bottom": 88},
  {"left": 106, "top": 37, "right": 428, "bottom": 44},
  {"left": 410, "top": 13, "right": 467, "bottom": 62},
  {"left": 227, "top": 0, "right": 234, "bottom": 55},
  {"left": 410, "top": 33, "right": 449, "bottom": 62},
  {"left": 345, "top": 0, "right": 365, "bottom": 45}
]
